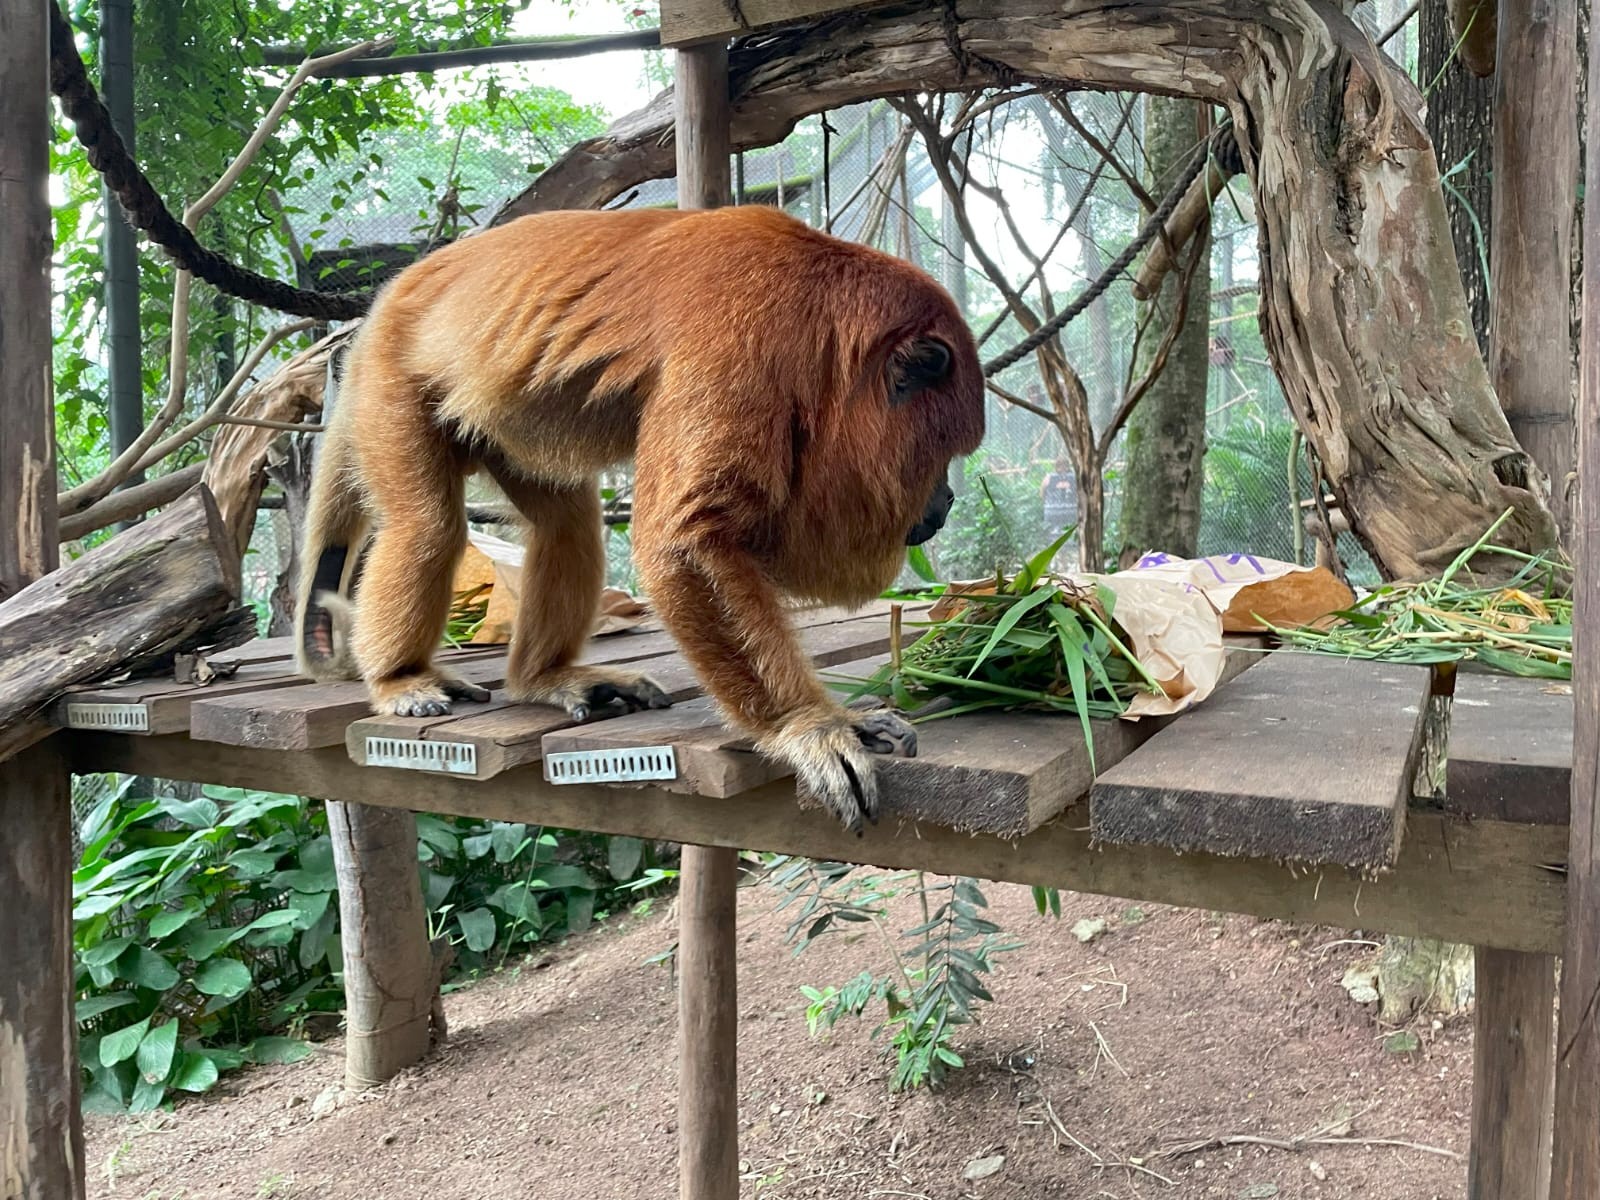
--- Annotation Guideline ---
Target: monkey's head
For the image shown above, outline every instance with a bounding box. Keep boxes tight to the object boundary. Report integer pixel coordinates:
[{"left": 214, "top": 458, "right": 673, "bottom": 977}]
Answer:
[{"left": 770, "top": 271, "right": 984, "bottom": 605}]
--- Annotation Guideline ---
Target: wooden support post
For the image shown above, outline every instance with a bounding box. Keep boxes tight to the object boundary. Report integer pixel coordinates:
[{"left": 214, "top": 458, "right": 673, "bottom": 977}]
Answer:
[
  {"left": 1490, "top": 0, "right": 1578, "bottom": 537},
  {"left": 1472, "top": 950, "right": 1556, "bottom": 1198},
  {"left": 1464, "top": 3, "right": 1575, "bottom": 1195},
  {"left": 1553, "top": 4, "right": 1600, "bottom": 1192},
  {"left": 327, "top": 802, "right": 440, "bottom": 1090},
  {"left": 673, "top": 38, "right": 739, "bottom": 1200},
  {"left": 1467, "top": 5, "right": 1575, "bottom": 1197},
  {"left": 676, "top": 844, "right": 739, "bottom": 1200},
  {"left": 0, "top": 1, "right": 83, "bottom": 1195}
]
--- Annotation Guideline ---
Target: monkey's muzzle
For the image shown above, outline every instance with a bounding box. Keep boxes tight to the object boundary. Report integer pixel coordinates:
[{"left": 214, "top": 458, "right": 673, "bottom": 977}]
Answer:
[{"left": 905, "top": 478, "right": 955, "bottom": 546}]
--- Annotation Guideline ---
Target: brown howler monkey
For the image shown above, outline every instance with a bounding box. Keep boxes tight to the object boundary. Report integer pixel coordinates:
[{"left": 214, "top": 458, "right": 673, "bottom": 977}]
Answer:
[{"left": 295, "top": 204, "right": 984, "bottom": 832}]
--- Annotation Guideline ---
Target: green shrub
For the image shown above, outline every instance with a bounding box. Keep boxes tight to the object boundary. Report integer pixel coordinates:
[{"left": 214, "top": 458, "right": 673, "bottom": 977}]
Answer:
[{"left": 73, "top": 780, "right": 661, "bottom": 1113}]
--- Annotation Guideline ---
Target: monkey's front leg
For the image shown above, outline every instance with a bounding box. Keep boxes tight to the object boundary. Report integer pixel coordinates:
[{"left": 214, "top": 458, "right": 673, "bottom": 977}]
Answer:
[{"left": 637, "top": 539, "right": 914, "bottom": 835}]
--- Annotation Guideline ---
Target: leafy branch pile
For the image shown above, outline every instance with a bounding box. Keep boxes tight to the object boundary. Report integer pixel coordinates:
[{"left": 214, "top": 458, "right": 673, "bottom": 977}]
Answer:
[
  {"left": 857, "top": 535, "right": 1162, "bottom": 763},
  {"left": 1268, "top": 517, "right": 1571, "bottom": 680},
  {"left": 767, "top": 858, "right": 1032, "bottom": 1091}
]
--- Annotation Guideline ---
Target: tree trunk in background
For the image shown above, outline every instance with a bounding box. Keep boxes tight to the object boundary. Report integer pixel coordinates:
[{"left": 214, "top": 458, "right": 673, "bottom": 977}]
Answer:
[
  {"left": 1115, "top": 97, "right": 1213, "bottom": 566},
  {"left": 1419, "top": 0, "right": 1494, "bottom": 348}
]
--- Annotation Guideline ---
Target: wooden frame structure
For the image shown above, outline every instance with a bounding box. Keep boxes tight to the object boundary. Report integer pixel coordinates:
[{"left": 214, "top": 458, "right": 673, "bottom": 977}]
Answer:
[{"left": 3, "top": 2, "right": 1596, "bottom": 1199}]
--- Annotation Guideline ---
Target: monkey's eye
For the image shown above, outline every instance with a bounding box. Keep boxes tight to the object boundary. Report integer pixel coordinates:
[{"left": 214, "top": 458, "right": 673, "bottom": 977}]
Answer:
[{"left": 888, "top": 337, "right": 953, "bottom": 407}]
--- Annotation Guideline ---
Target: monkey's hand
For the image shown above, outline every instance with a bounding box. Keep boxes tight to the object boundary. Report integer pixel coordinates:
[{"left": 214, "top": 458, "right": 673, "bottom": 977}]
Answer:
[
  {"left": 371, "top": 669, "right": 492, "bottom": 718},
  {"left": 767, "top": 707, "right": 918, "bottom": 836},
  {"left": 508, "top": 665, "right": 672, "bottom": 723}
]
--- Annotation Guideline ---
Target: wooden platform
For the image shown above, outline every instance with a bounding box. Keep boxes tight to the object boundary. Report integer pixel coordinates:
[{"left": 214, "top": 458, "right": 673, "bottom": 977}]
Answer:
[{"left": 54, "top": 610, "right": 1574, "bottom": 952}]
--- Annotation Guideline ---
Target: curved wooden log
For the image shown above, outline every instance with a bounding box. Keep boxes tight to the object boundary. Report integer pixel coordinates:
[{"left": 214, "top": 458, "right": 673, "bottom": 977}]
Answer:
[
  {"left": 0, "top": 485, "right": 239, "bottom": 760},
  {"left": 202, "top": 327, "right": 348, "bottom": 558},
  {"left": 493, "top": 0, "right": 1556, "bottom": 579}
]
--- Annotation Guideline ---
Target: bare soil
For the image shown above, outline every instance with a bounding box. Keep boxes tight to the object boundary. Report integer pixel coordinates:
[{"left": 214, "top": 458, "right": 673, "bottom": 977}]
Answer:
[{"left": 86, "top": 878, "right": 1472, "bottom": 1200}]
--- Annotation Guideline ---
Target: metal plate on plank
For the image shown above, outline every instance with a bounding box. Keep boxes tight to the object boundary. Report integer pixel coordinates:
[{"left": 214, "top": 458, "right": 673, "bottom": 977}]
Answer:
[
  {"left": 363, "top": 736, "right": 478, "bottom": 775},
  {"left": 64, "top": 702, "right": 150, "bottom": 732},
  {"left": 545, "top": 746, "right": 677, "bottom": 785}
]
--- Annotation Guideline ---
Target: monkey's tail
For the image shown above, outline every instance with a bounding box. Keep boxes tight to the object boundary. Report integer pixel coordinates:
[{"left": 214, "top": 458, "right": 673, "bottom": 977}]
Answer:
[{"left": 294, "top": 429, "right": 369, "bottom": 683}]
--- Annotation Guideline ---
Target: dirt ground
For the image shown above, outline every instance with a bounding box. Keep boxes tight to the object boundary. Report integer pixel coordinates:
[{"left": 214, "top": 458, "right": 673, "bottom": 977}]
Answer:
[{"left": 86, "top": 877, "right": 1473, "bottom": 1200}]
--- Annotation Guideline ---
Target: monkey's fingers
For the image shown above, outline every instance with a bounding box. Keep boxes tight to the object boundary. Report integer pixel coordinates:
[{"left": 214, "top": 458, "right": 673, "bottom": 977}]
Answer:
[
  {"left": 853, "top": 709, "right": 918, "bottom": 759},
  {"left": 566, "top": 675, "right": 673, "bottom": 724},
  {"left": 440, "top": 677, "right": 491, "bottom": 704}
]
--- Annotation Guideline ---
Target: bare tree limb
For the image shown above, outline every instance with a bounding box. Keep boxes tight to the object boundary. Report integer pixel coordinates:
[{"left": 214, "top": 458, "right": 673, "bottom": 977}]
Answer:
[{"left": 57, "top": 464, "right": 205, "bottom": 542}]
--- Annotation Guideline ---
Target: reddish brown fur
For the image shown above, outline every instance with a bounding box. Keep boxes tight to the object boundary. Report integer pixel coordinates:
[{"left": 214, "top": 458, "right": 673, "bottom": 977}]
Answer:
[{"left": 295, "top": 204, "right": 984, "bottom": 829}]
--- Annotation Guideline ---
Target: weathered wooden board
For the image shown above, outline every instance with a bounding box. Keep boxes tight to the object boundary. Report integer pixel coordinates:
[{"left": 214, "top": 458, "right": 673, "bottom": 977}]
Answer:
[
  {"left": 347, "top": 656, "right": 706, "bottom": 778},
  {"left": 658, "top": 0, "right": 900, "bottom": 46},
  {"left": 543, "top": 639, "right": 1267, "bottom": 835},
  {"left": 54, "top": 660, "right": 308, "bottom": 735},
  {"left": 1090, "top": 652, "right": 1431, "bottom": 869},
  {"left": 539, "top": 649, "right": 895, "bottom": 798},
  {"left": 346, "top": 605, "right": 914, "bottom": 779},
  {"left": 190, "top": 651, "right": 513, "bottom": 751},
  {"left": 65, "top": 732, "right": 1569, "bottom": 956},
  {"left": 1446, "top": 671, "right": 1573, "bottom": 825}
]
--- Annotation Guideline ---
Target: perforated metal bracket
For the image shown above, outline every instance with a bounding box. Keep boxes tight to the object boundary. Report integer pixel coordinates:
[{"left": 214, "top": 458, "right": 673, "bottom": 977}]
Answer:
[
  {"left": 545, "top": 746, "right": 677, "bottom": 785},
  {"left": 64, "top": 702, "right": 150, "bottom": 733},
  {"left": 363, "top": 736, "right": 478, "bottom": 775}
]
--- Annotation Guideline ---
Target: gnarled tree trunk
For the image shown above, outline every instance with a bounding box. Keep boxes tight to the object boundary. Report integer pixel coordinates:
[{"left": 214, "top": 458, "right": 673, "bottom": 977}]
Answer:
[{"left": 494, "top": 0, "right": 1556, "bottom": 579}]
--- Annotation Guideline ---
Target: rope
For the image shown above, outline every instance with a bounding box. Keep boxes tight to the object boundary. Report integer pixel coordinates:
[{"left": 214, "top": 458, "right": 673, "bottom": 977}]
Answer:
[
  {"left": 982, "top": 123, "right": 1236, "bottom": 378},
  {"left": 48, "top": 1, "right": 372, "bottom": 321}
]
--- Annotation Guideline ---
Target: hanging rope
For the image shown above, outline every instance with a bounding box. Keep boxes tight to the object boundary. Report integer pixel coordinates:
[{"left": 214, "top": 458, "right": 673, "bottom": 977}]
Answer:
[
  {"left": 982, "top": 122, "right": 1236, "bottom": 378},
  {"left": 48, "top": 0, "right": 373, "bottom": 321}
]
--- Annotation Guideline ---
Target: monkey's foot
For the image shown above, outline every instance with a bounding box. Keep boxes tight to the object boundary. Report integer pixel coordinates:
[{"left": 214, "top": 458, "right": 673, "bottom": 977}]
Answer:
[
  {"left": 370, "top": 670, "right": 492, "bottom": 718},
  {"left": 508, "top": 665, "right": 672, "bottom": 723},
  {"left": 766, "top": 706, "right": 919, "bottom": 836}
]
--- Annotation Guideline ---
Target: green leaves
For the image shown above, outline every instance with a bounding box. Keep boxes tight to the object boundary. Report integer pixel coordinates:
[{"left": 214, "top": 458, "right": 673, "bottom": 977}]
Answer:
[
  {"left": 192, "top": 959, "right": 252, "bottom": 998},
  {"left": 136, "top": 1020, "right": 179, "bottom": 1084},
  {"left": 100, "top": 1017, "right": 151, "bottom": 1067}
]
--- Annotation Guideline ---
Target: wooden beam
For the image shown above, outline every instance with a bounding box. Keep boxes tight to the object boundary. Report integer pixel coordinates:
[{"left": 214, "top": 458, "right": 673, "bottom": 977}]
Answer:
[
  {"left": 1090, "top": 655, "right": 1430, "bottom": 869},
  {"left": 1550, "top": 2, "right": 1600, "bottom": 1191},
  {"left": 63, "top": 734, "right": 1570, "bottom": 957},
  {"left": 0, "top": 0, "right": 83, "bottom": 1192},
  {"left": 672, "top": 39, "right": 739, "bottom": 1200},
  {"left": 658, "top": 0, "right": 896, "bottom": 47}
]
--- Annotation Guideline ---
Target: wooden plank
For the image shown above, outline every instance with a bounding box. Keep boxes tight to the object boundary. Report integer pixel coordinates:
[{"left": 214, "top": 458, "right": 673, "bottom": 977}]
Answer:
[
  {"left": 350, "top": 655, "right": 707, "bottom": 779},
  {"left": 63, "top": 732, "right": 1570, "bottom": 956},
  {"left": 658, "top": 0, "right": 899, "bottom": 47},
  {"left": 191, "top": 652, "right": 513, "bottom": 750},
  {"left": 1090, "top": 653, "right": 1431, "bottom": 869},
  {"left": 347, "top": 606, "right": 908, "bottom": 778},
  {"left": 54, "top": 660, "right": 308, "bottom": 735},
  {"left": 545, "top": 639, "right": 1267, "bottom": 833},
  {"left": 1446, "top": 672, "right": 1572, "bottom": 825},
  {"left": 1552, "top": 0, "right": 1600, "bottom": 1189}
]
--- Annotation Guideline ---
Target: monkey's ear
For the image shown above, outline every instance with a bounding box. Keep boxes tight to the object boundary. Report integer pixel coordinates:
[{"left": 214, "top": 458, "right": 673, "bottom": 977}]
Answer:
[{"left": 888, "top": 337, "right": 953, "bottom": 407}]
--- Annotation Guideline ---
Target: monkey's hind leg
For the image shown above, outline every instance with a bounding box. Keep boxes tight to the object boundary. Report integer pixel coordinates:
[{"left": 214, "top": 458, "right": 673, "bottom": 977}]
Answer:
[
  {"left": 489, "top": 470, "right": 672, "bottom": 722},
  {"left": 347, "top": 419, "right": 489, "bottom": 718}
]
